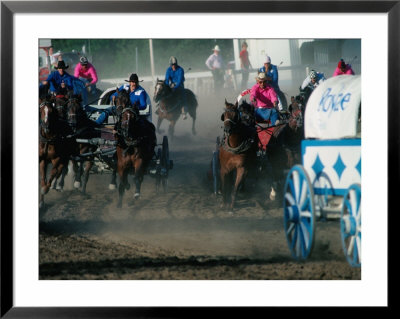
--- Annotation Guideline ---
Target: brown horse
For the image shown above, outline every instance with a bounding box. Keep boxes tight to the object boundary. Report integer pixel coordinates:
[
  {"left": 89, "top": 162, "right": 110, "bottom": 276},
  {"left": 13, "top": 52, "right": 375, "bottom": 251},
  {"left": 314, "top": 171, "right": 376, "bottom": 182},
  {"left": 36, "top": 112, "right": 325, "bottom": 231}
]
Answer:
[
  {"left": 114, "top": 106, "right": 156, "bottom": 208},
  {"left": 39, "top": 97, "right": 69, "bottom": 208},
  {"left": 65, "top": 95, "right": 100, "bottom": 194},
  {"left": 218, "top": 100, "right": 257, "bottom": 210},
  {"left": 153, "top": 79, "right": 198, "bottom": 138},
  {"left": 252, "top": 104, "right": 304, "bottom": 201}
]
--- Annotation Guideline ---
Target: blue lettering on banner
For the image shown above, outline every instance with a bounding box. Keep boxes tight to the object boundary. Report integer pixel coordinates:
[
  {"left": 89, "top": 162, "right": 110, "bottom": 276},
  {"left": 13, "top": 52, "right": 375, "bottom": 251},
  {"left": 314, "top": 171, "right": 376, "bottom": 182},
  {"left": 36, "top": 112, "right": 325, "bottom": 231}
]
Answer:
[{"left": 318, "top": 87, "right": 351, "bottom": 117}]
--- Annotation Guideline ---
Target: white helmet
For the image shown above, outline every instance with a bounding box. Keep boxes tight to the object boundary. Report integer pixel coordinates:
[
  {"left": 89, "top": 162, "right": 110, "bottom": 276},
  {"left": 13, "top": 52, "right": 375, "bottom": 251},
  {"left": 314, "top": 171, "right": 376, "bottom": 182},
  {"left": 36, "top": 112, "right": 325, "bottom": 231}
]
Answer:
[
  {"left": 169, "top": 56, "right": 178, "bottom": 65},
  {"left": 80, "top": 56, "right": 88, "bottom": 65},
  {"left": 309, "top": 70, "right": 317, "bottom": 79}
]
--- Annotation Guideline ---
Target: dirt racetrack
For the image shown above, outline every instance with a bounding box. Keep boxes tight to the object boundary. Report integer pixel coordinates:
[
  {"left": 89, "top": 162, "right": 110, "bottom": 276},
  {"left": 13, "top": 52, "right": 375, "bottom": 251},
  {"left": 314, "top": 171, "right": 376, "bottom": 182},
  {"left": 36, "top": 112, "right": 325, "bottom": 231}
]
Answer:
[{"left": 39, "top": 93, "right": 361, "bottom": 281}]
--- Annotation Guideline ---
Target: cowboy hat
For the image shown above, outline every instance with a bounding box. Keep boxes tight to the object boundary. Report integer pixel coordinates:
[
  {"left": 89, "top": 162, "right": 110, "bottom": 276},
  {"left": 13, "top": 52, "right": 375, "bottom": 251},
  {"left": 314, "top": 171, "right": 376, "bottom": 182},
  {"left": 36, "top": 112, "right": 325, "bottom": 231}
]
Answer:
[
  {"left": 54, "top": 60, "right": 69, "bottom": 69},
  {"left": 124, "top": 73, "right": 143, "bottom": 83},
  {"left": 213, "top": 45, "right": 221, "bottom": 51},
  {"left": 255, "top": 72, "right": 268, "bottom": 82}
]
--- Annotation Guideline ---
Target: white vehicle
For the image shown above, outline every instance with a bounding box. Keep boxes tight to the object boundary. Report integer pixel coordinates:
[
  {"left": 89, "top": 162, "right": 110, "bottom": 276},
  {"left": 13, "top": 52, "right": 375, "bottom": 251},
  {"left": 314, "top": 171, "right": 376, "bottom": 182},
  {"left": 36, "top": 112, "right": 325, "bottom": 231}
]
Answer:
[{"left": 282, "top": 75, "right": 361, "bottom": 267}]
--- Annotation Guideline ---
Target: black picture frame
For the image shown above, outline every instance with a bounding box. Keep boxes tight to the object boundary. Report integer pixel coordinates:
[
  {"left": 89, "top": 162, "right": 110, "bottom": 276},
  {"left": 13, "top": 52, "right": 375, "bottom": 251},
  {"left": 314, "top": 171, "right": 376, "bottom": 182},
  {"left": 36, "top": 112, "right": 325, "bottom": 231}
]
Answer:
[{"left": 1, "top": 1, "right": 395, "bottom": 317}]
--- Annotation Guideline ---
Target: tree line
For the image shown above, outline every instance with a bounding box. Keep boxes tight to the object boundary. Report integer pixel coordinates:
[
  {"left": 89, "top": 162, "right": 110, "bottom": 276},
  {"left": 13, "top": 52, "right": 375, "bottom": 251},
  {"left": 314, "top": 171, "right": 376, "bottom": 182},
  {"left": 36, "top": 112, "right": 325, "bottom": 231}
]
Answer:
[{"left": 52, "top": 39, "right": 235, "bottom": 79}]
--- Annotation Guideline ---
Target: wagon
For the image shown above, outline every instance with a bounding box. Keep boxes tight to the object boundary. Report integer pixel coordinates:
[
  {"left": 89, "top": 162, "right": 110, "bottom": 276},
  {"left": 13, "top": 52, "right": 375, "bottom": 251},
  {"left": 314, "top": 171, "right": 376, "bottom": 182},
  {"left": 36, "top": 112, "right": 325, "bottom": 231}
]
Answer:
[
  {"left": 75, "top": 122, "right": 173, "bottom": 193},
  {"left": 282, "top": 75, "right": 361, "bottom": 267}
]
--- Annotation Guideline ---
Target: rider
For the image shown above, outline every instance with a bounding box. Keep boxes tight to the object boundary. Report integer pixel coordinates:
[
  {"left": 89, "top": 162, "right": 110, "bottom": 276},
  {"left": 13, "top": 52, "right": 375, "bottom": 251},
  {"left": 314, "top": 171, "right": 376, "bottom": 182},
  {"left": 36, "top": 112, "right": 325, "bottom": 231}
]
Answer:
[
  {"left": 41, "top": 60, "right": 88, "bottom": 106},
  {"left": 74, "top": 56, "right": 99, "bottom": 96},
  {"left": 110, "top": 73, "right": 152, "bottom": 122},
  {"left": 332, "top": 59, "right": 355, "bottom": 76},
  {"left": 250, "top": 72, "right": 280, "bottom": 126},
  {"left": 258, "top": 55, "right": 287, "bottom": 111},
  {"left": 164, "top": 56, "right": 187, "bottom": 120}
]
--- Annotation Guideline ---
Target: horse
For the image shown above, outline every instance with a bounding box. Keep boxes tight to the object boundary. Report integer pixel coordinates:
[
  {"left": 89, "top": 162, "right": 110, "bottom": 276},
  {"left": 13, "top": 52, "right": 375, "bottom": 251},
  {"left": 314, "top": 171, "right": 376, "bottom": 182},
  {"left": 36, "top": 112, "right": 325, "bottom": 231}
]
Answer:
[
  {"left": 250, "top": 102, "right": 304, "bottom": 202},
  {"left": 114, "top": 105, "right": 156, "bottom": 208},
  {"left": 105, "top": 87, "right": 132, "bottom": 190},
  {"left": 64, "top": 94, "right": 100, "bottom": 194},
  {"left": 39, "top": 96, "right": 70, "bottom": 208},
  {"left": 153, "top": 79, "right": 198, "bottom": 138},
  {"left": 218, "top": 99, "right": 257, "bottom": 211}
]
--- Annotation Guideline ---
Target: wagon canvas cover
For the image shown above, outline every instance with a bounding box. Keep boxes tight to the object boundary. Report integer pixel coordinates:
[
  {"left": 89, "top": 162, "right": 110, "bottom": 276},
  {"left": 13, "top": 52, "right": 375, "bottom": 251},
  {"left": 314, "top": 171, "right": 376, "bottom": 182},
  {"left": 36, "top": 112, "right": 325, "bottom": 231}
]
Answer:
[{"left": 304, "top": 75, "right": 361, "bottom": 139}]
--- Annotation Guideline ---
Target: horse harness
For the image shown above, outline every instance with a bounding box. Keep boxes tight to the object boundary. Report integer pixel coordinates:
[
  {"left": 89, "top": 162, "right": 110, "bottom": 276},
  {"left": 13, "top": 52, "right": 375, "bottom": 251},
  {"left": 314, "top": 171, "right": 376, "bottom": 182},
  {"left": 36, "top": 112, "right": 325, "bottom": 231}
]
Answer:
[{"left": 221, "top": 107, "right": 255, "bottom": 155}]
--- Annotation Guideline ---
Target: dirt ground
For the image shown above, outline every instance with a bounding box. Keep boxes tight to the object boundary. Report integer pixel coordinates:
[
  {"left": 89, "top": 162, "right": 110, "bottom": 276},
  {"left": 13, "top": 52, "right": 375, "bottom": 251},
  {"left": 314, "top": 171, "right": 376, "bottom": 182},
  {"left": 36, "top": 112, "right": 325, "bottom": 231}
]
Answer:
[{"left": 39, "top": 93, "right": 361, "bottom": 281}]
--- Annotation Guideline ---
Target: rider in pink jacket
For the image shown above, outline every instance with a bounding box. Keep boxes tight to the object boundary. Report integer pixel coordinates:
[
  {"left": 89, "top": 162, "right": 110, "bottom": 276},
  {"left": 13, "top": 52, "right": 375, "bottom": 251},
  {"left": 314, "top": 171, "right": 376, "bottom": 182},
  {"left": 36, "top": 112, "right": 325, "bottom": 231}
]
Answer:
[
  {"left": 250, "top": 72, "right": 279, "bottom": 124},
  {"left": 332, "top": 59, "right": 355, "bottom": 76},
  {"left": 74, "top": 56, "right": 98, "bottom": 93}
]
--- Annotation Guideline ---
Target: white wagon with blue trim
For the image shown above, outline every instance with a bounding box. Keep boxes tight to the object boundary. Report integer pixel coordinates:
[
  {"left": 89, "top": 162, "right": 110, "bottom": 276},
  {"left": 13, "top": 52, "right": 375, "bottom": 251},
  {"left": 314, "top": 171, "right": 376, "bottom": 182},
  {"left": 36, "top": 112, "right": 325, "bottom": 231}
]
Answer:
[{"left": 283, "top": 75, "right": 361, "bottom": 267}]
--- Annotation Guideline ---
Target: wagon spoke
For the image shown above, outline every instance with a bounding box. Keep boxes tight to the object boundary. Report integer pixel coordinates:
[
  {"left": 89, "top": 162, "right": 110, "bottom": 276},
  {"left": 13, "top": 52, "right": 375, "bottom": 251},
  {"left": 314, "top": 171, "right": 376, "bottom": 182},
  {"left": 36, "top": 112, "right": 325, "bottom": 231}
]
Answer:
[{"left": 285, "top": 192, "right": 296, "bottom": 206}]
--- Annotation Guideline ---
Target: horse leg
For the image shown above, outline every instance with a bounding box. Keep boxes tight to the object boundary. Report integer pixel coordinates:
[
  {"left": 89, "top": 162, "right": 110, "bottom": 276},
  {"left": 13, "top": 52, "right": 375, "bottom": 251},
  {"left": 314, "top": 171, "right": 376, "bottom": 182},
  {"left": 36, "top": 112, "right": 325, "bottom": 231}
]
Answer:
[
  {"left": 74, "top": 160, "right": 83, "bottom": 189},
  {"left": 230, "top": 167, "right": 245, "bottom": 211},
  {"left": 117, "top": 167, "right": 128, "bottom": 208},
  {"left": 39, "top": 159, "right": 48, "bottom": 208},
  {"left": 80, "top": 160, "right": 93, "bottom": 194},
  {"left": 109, "top": 165, "right": 117, "bottom": 190},
  {"left": 168, "top": 121, "right": 176, "bottom": 140},
  {"left": 191, "top": 117, "right": 197, "bottom": 135},
  {"left": 46, "top": 159, "right": 61, "bottom": 194},
  {"left": 156, "top": 117, "right": 164, "bottom": 134},
  {"left": 133, "top": 164, "right": 144, "bottom": 200},
  {"left": 220, "top": 169, "right": 231, "bottom": 209},
  {"left": 54, "top": 164, "right": 68, "bottom": 191}
]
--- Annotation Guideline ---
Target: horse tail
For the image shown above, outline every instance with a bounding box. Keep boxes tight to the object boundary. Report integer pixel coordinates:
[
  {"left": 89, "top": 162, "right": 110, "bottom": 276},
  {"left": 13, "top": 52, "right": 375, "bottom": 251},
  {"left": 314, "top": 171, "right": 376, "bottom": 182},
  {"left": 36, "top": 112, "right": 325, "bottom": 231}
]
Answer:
[
  {"left": 184, "top": 89, "right": 198, "bottom": 109},
  {"left": 184, "top": 89, "right": 198, "bottom": 119}
]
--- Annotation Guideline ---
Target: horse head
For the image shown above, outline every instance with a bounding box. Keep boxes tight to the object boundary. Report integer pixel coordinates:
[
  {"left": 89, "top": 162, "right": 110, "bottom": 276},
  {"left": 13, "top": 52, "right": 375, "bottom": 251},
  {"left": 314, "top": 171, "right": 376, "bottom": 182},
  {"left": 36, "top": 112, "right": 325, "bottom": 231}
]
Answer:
[
  {"left": 39, "top": 98, "right": 57, "bottom": 136},
  {"left": 288, "top": 98, "right": 304, "bottom": 132},
  {"left": 153, "top": 79, "right": 170, "bottom": 103},
  {"left": 221, "top": 99, "right": 240, "bottom": 136},
  {"left": 119, "top": 106, "right": 139, "bottom": 142},
  {"left": 114, "top": 87, "right": 131, "bottom": 117},
  {"left": 66, "top": 94, "right": 83, "bottom": 133},
  {"left": 238, "top": 101, "right": 255, "bottom": 127}
]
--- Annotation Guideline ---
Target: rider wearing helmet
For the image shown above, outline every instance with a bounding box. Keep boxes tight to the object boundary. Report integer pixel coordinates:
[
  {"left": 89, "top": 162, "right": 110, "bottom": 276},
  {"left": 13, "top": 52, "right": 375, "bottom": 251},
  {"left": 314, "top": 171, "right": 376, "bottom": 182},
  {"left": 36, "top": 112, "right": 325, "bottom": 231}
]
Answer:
[
  {"left": 164, "top": 56, "right": 187, "bottom": 119},
  {"left": 250, "top": 72, "right": 280, "bottom": 125},
  {"left": 258, "top": 55, "right": 287, "bottom": 111},
  {"left": 74, "top": 56, "right": 99, "bottom": 96},
  {"left": 332, "top": 59, "right": 355, "bottom": 76},
  {"left": 301, "top": 69, "right": 326, "bottom": 91}
]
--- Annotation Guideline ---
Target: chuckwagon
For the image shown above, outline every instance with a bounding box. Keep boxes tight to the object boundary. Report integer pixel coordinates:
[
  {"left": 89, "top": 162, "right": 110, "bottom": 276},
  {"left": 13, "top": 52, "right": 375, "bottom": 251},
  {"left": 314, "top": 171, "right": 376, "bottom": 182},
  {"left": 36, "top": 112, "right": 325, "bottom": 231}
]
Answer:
[
  {"left": 282, "top": 75, "right": 361, "bottom": 267},
  {"left": 76, "top": 102, "right": 172, "bottom": 193}
]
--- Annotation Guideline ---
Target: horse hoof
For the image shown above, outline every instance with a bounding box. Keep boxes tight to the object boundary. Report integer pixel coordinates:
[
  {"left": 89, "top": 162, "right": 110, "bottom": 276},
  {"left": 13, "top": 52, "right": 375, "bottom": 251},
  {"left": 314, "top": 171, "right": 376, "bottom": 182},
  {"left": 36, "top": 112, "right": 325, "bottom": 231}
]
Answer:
[
  {"left": 56, "top": 186, "right": 63, "bottom": 192},
  {"left": 39, "top": 201, "right": 45, "bottom": 209},
  {"left": 134, "top": 193, "right": 140, "bottom": 199},
  {"left": 74, "top": 181, "right": 81, "bottom": 189},
  {"left": 109, "top": 184, "right": 116, "bottom": 190}
]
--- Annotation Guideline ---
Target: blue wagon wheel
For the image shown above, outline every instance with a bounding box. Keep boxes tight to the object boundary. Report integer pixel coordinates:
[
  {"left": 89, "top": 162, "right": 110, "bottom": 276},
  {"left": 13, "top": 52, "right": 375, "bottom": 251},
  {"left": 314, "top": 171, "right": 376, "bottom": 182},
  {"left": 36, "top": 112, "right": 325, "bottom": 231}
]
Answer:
[
  {"left": 283, "top": 165, "right": 316, "bottom": 260},
  {"left": 340, "top": 183, "right": 361, "bottom": 267}
]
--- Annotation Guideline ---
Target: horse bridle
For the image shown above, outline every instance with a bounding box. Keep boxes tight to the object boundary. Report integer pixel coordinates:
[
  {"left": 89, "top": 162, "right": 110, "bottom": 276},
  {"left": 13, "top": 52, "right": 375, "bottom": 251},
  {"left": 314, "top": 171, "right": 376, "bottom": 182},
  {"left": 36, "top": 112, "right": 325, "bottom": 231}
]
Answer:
[
  {"left": 223, "top": 107, "right": 241, "bottom": 136},
  {"left": 119, "top": 107, "right": 138, "bottom": 142},
  {"left": 66, "top": 97, "right": 81, "bottom": 131},
  {"left": 39, "top": 101, "right": 56, "bottom": 136}
]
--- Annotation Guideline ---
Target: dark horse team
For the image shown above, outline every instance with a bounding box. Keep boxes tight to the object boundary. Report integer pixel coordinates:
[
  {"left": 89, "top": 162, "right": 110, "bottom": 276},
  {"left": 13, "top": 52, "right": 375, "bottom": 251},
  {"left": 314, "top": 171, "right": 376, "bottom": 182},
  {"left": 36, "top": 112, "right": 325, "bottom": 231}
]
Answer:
[{"left": 39, "top": 54, "right": 307, "bottom": 211}]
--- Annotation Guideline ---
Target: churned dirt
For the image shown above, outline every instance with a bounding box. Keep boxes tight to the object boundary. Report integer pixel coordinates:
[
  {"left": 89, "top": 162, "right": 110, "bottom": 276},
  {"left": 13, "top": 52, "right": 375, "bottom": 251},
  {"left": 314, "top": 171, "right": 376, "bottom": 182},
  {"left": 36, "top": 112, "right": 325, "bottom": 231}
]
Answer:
[{"left": 39, "top": 94, "right": 361, "bottom": 281}]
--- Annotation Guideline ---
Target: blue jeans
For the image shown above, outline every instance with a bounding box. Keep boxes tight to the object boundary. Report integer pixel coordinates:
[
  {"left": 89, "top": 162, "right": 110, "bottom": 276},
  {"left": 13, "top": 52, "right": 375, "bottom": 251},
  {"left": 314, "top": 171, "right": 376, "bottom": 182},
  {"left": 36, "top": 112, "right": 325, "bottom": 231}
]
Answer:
[
  {"left": 254, "top": 107, "right": 278, "bottom": 125},
  {"left": 84, "top": 105, "right": 115, "bottom": 125}
]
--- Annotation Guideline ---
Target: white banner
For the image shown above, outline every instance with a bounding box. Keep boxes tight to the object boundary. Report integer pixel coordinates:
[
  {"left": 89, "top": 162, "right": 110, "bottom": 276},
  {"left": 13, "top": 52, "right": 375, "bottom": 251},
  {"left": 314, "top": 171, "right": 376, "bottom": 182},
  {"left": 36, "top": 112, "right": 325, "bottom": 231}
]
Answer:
[{"left": 305, "top": 75, "right": 361, "bottom": 139}]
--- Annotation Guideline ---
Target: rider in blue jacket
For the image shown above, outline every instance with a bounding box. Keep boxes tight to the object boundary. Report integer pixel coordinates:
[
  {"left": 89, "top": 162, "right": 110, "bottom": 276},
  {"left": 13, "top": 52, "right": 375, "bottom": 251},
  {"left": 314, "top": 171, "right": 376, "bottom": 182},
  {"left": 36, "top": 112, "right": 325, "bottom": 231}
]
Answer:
[
  {"left": 100, "top": 73, "right": 152, "bottom": 124},
  {"left": 41, "top": 60, "right": 88, "bottom": 104},
  {"left": 164, "top": 56, "right": 187, "bottom": 119}
]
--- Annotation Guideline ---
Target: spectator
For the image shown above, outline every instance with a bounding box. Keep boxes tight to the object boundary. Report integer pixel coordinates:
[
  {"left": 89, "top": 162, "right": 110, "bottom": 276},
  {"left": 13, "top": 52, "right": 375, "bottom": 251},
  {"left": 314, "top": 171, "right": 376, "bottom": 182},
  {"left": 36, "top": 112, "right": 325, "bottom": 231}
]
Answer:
[
  {"left": 205, "top": 45, "right": 225, "bottom": 94},
  {"left": 239, "top": 41, "right": 252, "bottom": 90}
]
